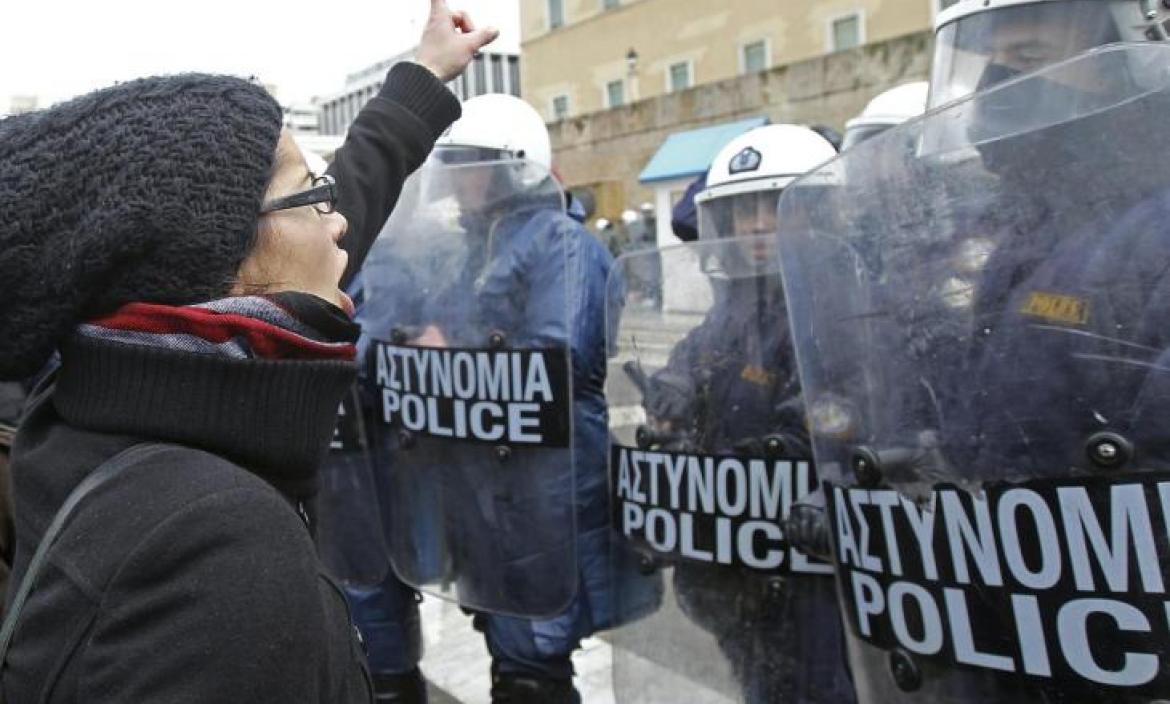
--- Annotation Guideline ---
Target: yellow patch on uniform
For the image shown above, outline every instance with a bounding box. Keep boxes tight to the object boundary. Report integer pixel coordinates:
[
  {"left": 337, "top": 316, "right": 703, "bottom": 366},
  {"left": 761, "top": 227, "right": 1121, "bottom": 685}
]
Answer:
[
  {"left": 1019, "top": 291, "right": 1090, "bottom": 326},
  {"left": 740, "top": 365, "right": 777, "bottom": 387}
]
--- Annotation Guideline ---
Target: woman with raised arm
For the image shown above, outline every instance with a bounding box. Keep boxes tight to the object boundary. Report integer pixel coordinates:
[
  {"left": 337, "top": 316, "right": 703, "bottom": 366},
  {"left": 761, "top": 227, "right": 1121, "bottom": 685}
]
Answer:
[{"left": 0, "top": 2, "right": 495, "bottom": 701}]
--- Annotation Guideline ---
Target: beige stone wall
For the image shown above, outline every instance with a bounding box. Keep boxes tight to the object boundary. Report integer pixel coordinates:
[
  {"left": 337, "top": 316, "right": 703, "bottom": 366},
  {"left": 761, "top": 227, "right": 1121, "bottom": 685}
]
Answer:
[
  {"left": 550, "top": 29, "right": 933, "bottom": 219},
  {"left": 520, "top": 0, "right": 933, "bottom": 120}
]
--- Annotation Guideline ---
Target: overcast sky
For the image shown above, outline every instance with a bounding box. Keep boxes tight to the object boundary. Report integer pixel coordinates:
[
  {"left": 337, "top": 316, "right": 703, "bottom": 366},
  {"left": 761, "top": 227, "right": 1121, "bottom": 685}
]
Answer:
[{"left": 1, "top": 0, "right": 520, "bottom": 107}]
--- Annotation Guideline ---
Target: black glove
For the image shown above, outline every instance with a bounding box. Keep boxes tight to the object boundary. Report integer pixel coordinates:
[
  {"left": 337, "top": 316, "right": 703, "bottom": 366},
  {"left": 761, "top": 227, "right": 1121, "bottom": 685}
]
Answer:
[
  {"left": 785, "top": 491, "right": 831, "bottom": 560},
  {"left": 644, "top": 369, "right": 695, "bottom": 422}
]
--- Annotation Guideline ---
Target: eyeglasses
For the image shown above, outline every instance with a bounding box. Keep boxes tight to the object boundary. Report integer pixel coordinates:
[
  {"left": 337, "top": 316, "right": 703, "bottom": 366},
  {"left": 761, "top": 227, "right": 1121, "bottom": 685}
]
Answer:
[{"left": 260, "top": 173, "right": 338, "bottom": 215}]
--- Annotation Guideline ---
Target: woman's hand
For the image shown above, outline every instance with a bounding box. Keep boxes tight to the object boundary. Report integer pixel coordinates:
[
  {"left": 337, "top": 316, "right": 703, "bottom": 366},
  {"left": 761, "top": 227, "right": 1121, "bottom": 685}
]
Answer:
[{"left": 415, "top": 0, "right": 500, "bottom": 82}]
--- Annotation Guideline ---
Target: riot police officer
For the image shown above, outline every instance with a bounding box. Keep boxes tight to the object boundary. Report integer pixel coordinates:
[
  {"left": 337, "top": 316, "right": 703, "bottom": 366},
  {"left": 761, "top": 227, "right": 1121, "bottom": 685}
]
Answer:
[
  {"left": 608, "top": 124, "right": 855, "bottom": 703},
  {"left": 928, "top": 0, "right": 1170, "bottom": 108},
  {"left": 774, "top": 2, "right": 1170, "bottom": 702},
  {"left": 344, "top": 94, "right": 621, "bottom": 704}
]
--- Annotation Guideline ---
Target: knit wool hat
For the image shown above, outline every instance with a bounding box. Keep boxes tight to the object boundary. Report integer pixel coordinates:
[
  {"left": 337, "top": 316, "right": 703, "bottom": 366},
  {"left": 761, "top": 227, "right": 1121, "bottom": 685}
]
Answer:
[{"left": 0, "top": 74, "right": 283, "bottom": 380}]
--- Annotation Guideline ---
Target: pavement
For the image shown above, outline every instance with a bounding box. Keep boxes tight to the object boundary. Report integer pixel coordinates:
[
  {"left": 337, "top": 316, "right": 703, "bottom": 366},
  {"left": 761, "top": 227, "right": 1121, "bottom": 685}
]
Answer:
[
  {"left": 416, "top": 580, "right": 737, "bottom": 704},
  {"left": 418, "top": 596, "right": 615, "bottom": 704}
]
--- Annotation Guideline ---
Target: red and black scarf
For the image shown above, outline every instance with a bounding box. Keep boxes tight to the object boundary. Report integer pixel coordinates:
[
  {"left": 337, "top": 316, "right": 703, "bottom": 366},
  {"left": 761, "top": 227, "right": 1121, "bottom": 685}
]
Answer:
[{"left": 78, "top": 294, "right": 359, "bottom": 362}]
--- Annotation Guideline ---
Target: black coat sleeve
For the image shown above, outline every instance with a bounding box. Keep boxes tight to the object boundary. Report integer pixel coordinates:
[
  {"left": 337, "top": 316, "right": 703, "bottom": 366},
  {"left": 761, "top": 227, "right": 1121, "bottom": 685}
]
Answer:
[{"left": 327, "top": 62, "right": 462, "bottom": 288}]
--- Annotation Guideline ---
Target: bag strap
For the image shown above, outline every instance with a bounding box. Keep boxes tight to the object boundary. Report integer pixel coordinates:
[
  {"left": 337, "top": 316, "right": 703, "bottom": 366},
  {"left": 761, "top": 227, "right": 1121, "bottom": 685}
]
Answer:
[{"left": 0, "top": 443, "right": 170, "bottom": 664}]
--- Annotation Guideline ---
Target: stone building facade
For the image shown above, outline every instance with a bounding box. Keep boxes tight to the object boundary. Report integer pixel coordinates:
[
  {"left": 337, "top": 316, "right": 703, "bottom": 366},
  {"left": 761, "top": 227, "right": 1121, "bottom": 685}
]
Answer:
[
  {"left": 521, "top": 0, "right": 939, "bottom": 121},
  {"left": 551, "top": 29, "right": 934, "bottom": 220},
  {"left": 318, "top": 49, "right": 522, "bottom": 137}
]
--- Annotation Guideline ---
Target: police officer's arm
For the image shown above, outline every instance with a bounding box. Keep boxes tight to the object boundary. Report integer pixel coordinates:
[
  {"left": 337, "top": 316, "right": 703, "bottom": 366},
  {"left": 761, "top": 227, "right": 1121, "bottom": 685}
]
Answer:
[
  {"left": 329, "top": 1, "right": 498, "bottom": 288},
  {"left": 1124, "top": 231, "right": 1170, "bottom": 469},
  {"left": 496, "top": 214, "right": 615, "bottom": 392},
  {"left": 471, "top": 213, "right": 564, "bottom": 346},
  {"left": 567, "top": 222, "right": 617, "bottom": 392},
  {"left": 643, "top": 312, "right": 713, "bottom": 423}
]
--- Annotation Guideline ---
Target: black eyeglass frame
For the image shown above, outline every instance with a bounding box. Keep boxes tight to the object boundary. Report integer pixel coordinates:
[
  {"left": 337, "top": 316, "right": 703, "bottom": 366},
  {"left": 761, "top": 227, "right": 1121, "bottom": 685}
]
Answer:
[{"left": 260, "top": 173, "right": 338, "bottom": 214}]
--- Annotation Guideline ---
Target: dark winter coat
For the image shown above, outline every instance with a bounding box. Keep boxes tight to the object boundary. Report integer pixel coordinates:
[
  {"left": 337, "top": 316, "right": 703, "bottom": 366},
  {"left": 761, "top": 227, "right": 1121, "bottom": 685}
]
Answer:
[{"left": 1, "top": 61, "right": 459, "bottom": 704}]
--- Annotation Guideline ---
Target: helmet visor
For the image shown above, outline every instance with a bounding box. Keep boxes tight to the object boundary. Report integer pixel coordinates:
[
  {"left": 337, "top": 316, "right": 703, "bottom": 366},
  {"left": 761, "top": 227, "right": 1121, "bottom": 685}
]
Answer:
[
  {"left": 696, "top": 190, "right": 784, "bottom": 277},
  {"left": 433, "top": 144, "right": 514, "bottom": 165},
  {"left": 929, "top": 0, "right": 1121, "bottom": 108},
  {"left": 697, "top": 189, "right": 783, "bottom": 242}
]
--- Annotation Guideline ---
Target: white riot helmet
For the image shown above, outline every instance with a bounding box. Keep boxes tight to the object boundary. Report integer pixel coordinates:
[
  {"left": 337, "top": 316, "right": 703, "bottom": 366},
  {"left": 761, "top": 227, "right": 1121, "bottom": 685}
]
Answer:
[
  {"left": 424, "top": 94, "right": 560, "bottom": 214},
  {"left": 930, "top": 0, "right": 1170, "bottom": 108},
  {"left": 436, "top": 94, "right": 552, "bottom": 169},
  {"left": 842, "top": 82, "right": 929, "bottom": 149},
  {"left": 695, "top": 124, "right": 837, "bottom": 242},
  {"left": 692, "top": 124, "right": 837, "bottom": 280}
]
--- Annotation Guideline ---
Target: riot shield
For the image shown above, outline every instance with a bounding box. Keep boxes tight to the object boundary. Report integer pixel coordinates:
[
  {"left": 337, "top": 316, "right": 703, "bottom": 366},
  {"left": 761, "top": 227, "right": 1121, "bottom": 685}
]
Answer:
[
  {"left": 359, "top": 154, "right": 576, "bottom": 617},
  {"left": 315, "top": 385, "right": 390, "bottom": 586},
  {"left": 775, "top": 44, "right": 1170, "bottom": 702},
  {"left": 607, "top": 235, "right": 852, "bottom": 703}
]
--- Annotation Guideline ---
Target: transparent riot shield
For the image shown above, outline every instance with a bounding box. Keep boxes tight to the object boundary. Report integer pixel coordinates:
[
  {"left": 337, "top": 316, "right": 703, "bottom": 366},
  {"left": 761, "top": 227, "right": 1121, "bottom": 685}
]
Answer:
[
  {"left": 775, "top": 44, "right": 1170, "bottom": 703},
  {"left": 358, "top": 154, "right": 575, "bottom": 618},
  {"left": 607, "top": 235, "right": 852, "bottom": 703},
  {"left": 315, "top": 385, "right": 391, "bottom": 586}
]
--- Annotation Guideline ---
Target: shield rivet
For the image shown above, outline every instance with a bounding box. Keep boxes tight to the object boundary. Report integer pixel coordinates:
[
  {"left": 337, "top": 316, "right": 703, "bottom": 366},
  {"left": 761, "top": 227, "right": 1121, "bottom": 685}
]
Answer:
[
  {"left": 397, "top": 429, "right": 416, "bottom": 449},
  {"left": 889, "top": 649, "right": 922, "bottom": 692},
  {"left": 637, "top": 554, "right": 657, "bottom": 575},
  {"left": 852, "top": 447, "right": 883, "bottom": 487},
  {"left": 764, "top": 435, "right": 785, "bottom": 458},
  {"left": 1085, "top": 431, "right": 1132, "bottom": 470},
  {"left": 494, "top": 445, "right": 512, "bottom": 462},
  {"left": 390, "top": 327, "right": 409, "bottom": 345},
  {"left": 488, "top": 330, "right": 507, "bottom": 349}
]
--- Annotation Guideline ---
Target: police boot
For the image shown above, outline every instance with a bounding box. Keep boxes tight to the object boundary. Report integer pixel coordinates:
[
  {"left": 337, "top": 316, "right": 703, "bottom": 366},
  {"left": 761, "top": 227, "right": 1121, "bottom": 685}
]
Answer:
[
  {"left": 490, "top": 672, "right": 580, "bottom": 704},
  {"left": 373, "top": 667, "right": 428, "bottom": 704}
]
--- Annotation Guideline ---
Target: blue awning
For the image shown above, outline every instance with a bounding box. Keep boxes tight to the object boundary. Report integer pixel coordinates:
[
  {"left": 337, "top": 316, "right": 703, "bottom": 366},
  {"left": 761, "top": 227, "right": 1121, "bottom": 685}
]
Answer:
[{"left": 638, "top": 117, "right": 768, "bottom": 185}]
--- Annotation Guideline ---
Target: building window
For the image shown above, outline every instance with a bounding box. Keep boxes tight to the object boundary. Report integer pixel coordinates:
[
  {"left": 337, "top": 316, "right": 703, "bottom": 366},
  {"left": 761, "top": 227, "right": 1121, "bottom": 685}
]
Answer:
[
  {"left": 473, "top": 55, "right": 487, "bottom": 97},
  {"left": 451, "top": 73, "right": 467, "bottom": 101},
  {"left": 491, "top": 54, "right": 505, "bottom": 93},
  {"left": 508, "top": 56, "right": 521, "bottom": 97},
  {"left": 552, "top": 95, "right": 570, "bottom": 120},
  {"left": 548, "top": 0, "right": 565, "bottom": 29},
  {"left": 829, "top": 12, "right": 864, "bottom": 52},
  {"left": 933, "top": 0, "right": 961, "bottom": 15},
  {"left": 741, "top": 39, "right": 770, "bottom": 74},
  {"left": 667, "top": 61, "right": 693, "bottom": 93},
  {"left": 605, "top": 79, "right": 625, "bottom": 108},
  {"left": 602, "top": 0, "right": 620, "bottom": 9}
]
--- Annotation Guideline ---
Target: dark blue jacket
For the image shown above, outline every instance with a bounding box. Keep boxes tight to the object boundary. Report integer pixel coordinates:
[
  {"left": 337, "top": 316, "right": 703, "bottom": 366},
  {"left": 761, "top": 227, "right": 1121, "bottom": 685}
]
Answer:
[
  {"left": 961, "top": 188, "right": 1170, "bottom": 478},
  {"left": 353, "top": 198, "right": 620, "bottom": 629},
  {"left": 653, "top": 275, "right": 804, "bottom": 452}
]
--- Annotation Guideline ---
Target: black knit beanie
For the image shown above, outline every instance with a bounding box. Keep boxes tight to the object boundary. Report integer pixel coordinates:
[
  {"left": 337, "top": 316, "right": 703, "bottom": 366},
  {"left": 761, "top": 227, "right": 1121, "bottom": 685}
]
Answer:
[{"left": 0, "top": 73, "right": 283, "bottom": 380}]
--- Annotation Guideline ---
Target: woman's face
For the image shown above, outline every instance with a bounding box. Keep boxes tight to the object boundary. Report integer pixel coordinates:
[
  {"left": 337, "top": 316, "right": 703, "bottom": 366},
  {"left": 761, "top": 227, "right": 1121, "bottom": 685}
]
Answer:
[{"left": 234, "top": 130, "right": 353, "bottom": 315}]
